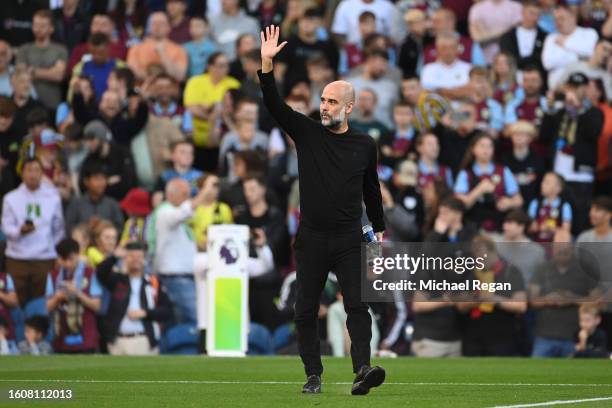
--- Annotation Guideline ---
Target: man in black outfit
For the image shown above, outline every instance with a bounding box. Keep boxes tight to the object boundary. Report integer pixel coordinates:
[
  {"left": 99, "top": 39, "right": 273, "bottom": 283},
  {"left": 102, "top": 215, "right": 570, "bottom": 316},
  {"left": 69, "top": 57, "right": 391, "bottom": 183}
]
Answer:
[{"left": 258, "top": 25, "right": 386, "bottom": 395}]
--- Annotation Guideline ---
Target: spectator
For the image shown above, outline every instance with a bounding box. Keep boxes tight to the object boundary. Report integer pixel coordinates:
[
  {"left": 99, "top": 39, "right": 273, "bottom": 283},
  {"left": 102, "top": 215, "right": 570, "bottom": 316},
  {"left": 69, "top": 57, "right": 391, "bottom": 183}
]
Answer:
[
  {"left": 51, "top": 0, "right": 90, "bottom": 55},
  {"left": 577, "top": 196, "right": 612, "bottom": 243},
  {"left": 423, "top": 8, "right": 486, "bottom": 67},
  {"left": 147, "top": 73, "right": 192, "bottom": 134},
  {"left": 62, "top": 123, "right": 89, "bottom": 193},
  {"left": 219, "top": 121, "right": 269, "bottom": 183},
  {"left": 166, "top": 0, "right": 191, "bottom": 44},
  {"left": 183, "top": 52, "right": 241, "bottom": 172},
  {"left": 119, "top": 188, "right": 152, "bottom": 247},
  {"left": 85, "top": 221, "right": 118, "bottom": 268},
  {"left": 0, "top": 41, "right": 15, "bottom": 96},
  {"left": 46, "top": 237, "right": 102, "bottom": 353},
  {"left": 15, "top": 9, "right": 68, "bottom": 111},
  {"left": 401, "top": 75, "right": 449, "bottom": 133},
  {"left": 415, "top": 132, "right": 453, "bottom": 191},
  {"left": 467, "top": 66, "right": 505, "bottom": 136},
  {"left": 0, "top": 0, "right": 49, "bottom": 47},
  {"left": 191, "top": 174, "right": 233, "bottom": 251},
  {"left": 0, "top": 317, "right": 17, "bottom": 355},
  {"left": 574, "top": 304, "right": 608, "bottom": 358},
  {"left": 339, "top": 11, "right": 376, "bottom": 74},
  {"left": 538, "top": 0, "right": 557, "bottom": 33},
  {"left": 153, "top": 140, "right": 203, "bottom": 207},
  {"left": 459, "top": 235, "right": 527, "bottom": 356},
  {"left": 398, "top": 9, "right": 427, "bottom": 78},
  {"left": 59, "top": 75, "right": 96, "bottom": 132},
  {"left": 229, "top": 34, "right": 258, "bottom": 82},
  {"left": 528, "top": 172, "right": 572, "bottom": 243},
  {"left": 10, "top": 67, "right": 45, "bottom": 139},
  {"left": 209, "top": 0, "right": 260, "bottom": 59},
  {"left": 68, "top": 14, "right": 128, "bottom": 76},
  {"left": 184, "top": 17, "right": 217, "bottom": 78},
  {"left": 235, "top": 176, "right": 288, "bottom": 267},
  {"left": 530, "top": 230, "right": 601, "bottom": 358},
  {"left": 126, "top": 11, "right": 188, "bottom": 82},
  {"left": 70, "top": 223, "right": 91, "bottom": 264},
  {"left": 413, "top": 197, "right": 475, "bottom": 357},
  {"left": 468, "top": 0, "right": 523, "bottom": 64},
  {"left": 71, "top": 33, "right": 127, "bottom": 104},
  {"left": 349, "top": 88, "right": 390, "bottom": 142},
  {"left": 73, "top": 85, "right": 149, "bottom": 147},
  {"left": 378, "top": 102, "right": 418, "bottom": 169},
  {"left": 109, "top": 0, "right": 149, "bottom": 48},
  {"left": 249, "top": 0, "right": 285, "bottom": 29},
  {"left": 277, "top": 8, "right": 339, "bottom": 89},
  {"left": 556, "top": 39, "right": 612, "bottom": 98},
  {"left": 539, "top": 72, "right": 604, "bottom": 234},
  {"left": 454, "top": 133, "right": 523, "bottom": 232},
  {"left": 346, "top": 49, "right": 398, "bottom": 128},
  {"left": 97, "top": 241, "right": 173, "bottom": 355},
  {"left": 79, "top": 120, "right": 136, "bottom": 201},
  {"left": 65, "top": 163, "right": 125, "bottom": 234},
  {"left": 344, "top": 33, "right": 401, "bottom": 83},
  {"left": 542, "top": 4, "right": 599, "bottom": 89},
  {"left": 490, "top": 52, "right": 520, "bottom": 107},
  {"left": 499, "top": 0, "right": 547, "bottom": 73},
  {"left": 305, "top": 56, "right": 335, "bottom": 113},
  {"left": 434, "top": 101, "right": 479, "bottom": 174},
  {"left": 0, "top": 270, "right": 18, "bottom": 344},
  {"left": 496, "top": 209, "right": 546, "bottom": 286},
  {"left": 17, "top": 315, "right": 52, "bottom": 355},
  {"left": 384, "top": 161, "right": 424, "bottom": 241},
  {"left": 504, "top": 65, "right": 547, "bottom": 131},
  {"left": 0, "top": 96, "right": 22, "bottom": 172},
  {"left": 149, "top": 178, "right": 209, "bottom": 324},
  {"left": 420, "top": 33, "right": 472, "bottom": 101},
  {"left": 501, "top": 121, "right": 544, "bottom": 209},
  {"left": 586, "top": 80, "right": 612, "bottom": 195},
  {"left": 2, "top": 158, "right": 65, "bottom": 307},
  {"left": 331, "top": 0, "right": 405, "bottom": 47}
]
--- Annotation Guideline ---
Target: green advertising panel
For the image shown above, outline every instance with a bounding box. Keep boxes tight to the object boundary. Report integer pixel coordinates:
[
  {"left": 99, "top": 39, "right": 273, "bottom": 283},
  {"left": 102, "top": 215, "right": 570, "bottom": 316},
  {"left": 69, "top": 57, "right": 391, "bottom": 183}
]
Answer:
[{"left": 214, "top": 277, "right": 242, "bottom": 351}]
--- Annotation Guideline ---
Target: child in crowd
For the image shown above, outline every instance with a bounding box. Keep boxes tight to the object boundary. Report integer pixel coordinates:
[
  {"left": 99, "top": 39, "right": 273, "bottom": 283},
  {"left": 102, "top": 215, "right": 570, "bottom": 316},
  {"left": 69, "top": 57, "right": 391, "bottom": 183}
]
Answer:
[
  {"left": 528, "top": 172, "right": 572, "bottom": 243},
  {"left": 184, "top": 16, "right": 218, "bottom": 78},
  {"left": 86, "top": 221, "right": 119, "bottom": 268},
  {"left": 574, "top": 304, "right": 609, "bottom": 358},
  {"left": 379, "top": 102, "right": 418, "bottom": 168},
  {"left": 153, "top": 140, "right": 203, "bottom": 207},
  {"left": 415, "top": 132, "right": 453, "bottom": 190},
  {"left": 455, "top": 134, "right": 522, "bottom": 232},
  {"left": 17, "top": 316, "right": 53, "bottom": 355},
  {"left": 71, "top": 224, "right": 92, "bottom": 264}
]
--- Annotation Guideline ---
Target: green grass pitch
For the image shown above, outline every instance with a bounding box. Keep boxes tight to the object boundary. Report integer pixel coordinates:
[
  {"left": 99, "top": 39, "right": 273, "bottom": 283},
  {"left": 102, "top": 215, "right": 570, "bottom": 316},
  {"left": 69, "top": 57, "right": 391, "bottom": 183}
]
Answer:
[{"left": 0, "top": 356, "right": 611, "bottom": 407}]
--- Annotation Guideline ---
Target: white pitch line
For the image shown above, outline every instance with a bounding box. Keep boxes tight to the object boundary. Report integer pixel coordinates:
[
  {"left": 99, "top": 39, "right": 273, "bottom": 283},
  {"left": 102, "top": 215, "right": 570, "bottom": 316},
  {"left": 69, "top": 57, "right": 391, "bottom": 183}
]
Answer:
[
  {"left": 0, "top": 379, "right": 611, "bottom": 387},
  {"left": 489, "top": 396, "right": 612, "bottom": 408}
]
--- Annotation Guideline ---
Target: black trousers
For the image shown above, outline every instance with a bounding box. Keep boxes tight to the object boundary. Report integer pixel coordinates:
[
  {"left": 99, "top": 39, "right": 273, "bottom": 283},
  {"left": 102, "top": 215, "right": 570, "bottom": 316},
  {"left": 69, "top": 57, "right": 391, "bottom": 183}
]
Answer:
[{"left": 293, "top": 224, "right": 371, "bottom": 376}]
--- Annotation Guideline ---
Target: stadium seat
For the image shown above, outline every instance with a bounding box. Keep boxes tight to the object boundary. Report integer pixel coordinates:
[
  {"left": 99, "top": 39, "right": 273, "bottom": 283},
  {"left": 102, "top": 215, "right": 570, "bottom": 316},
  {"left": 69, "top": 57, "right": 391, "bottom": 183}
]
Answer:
[
  {"left": 10, "top": 307, "right": 24, "bottom": 343},
  {"left": 160, "top": 323, "right": 199, "bottom": 355}
]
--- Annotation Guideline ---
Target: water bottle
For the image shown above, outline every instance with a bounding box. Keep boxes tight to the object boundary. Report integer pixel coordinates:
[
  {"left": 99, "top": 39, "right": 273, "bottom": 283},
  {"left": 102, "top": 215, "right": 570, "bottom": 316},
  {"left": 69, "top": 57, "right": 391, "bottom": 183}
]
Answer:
[
  {"left": 362, "top": 224, "right": 377, "bottom": 243},
  {"left": 362, "top": 224, "right": 381, "bottom": 264}
]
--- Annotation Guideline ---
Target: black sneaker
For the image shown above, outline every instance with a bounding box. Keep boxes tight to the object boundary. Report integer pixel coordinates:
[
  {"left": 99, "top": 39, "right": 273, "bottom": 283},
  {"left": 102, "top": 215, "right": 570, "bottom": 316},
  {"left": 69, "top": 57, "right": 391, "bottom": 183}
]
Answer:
[
  {"left": 351, "top": 365, "right": 385, "bottom": 395},
  {"left": 302, "top": 375, "right": 321, "bottom": 394}
]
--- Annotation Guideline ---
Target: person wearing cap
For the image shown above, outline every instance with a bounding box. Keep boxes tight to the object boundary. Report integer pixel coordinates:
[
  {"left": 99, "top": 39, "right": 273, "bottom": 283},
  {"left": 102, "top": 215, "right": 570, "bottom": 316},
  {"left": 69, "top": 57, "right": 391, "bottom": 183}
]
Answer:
[
  {"left": 79, "top": 120, "right": 136, "bottom": 201},
  {"left": 119, "top": 188, "right": 153, "bottom": 247},
  {"left": 2, "top": 157, "right": 65, "bottom": 307},
  {"left": 540, "top": 72, "right": 604, "bottom": 235},
  {"left": 65, "top": 161, "right": 124, "bottom": 234},
  {"left": 542, "top": 3, "right": 599, "bottom": 89},
  {"left": 276, "top": 8, "right": 338, "bottom": 89},
  {"left": 96, "top": 241, "right": 173, "bottom": 355}
]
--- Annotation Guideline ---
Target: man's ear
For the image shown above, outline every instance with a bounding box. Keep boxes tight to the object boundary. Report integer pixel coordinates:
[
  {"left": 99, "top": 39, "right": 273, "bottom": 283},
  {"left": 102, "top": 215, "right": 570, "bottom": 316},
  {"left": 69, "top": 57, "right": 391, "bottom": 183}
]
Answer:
[{"left": 345, "top": 102, "right": 354, "bottom": 114}]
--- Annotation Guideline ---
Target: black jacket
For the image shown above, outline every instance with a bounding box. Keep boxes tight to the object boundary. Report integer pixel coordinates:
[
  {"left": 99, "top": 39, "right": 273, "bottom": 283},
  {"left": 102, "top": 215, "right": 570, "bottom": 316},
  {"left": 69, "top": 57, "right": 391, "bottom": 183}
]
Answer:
[
  {"left": 96, "top": 255, "right": 173, "bottom": 347},
  {"left": 499, "top": 26, "right": 547, "bottom": 71},
  {"left": 539, "top": 106, "right": 604, "bottom": 172},
  {"left": 72, "top": 93, "right": 149, "bottom": 147},
  {"left": 79, "top": 142, "right": 136, "bottom": 200}
]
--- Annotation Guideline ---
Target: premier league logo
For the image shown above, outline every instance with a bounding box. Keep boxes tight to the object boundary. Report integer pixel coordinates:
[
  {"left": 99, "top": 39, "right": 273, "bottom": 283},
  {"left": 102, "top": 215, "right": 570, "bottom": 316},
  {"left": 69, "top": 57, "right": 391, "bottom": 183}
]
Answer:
[{"left": 219, "top": 239, "right": 239, "bottom": 264}]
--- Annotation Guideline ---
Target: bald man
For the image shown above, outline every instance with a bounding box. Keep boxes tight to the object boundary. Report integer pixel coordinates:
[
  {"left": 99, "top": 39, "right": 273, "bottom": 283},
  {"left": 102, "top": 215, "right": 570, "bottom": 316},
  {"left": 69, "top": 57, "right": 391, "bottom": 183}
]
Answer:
[
  {"left": 258, "top": 25, "right": 386, "bottom": 395},
  {"left": 152, "top": 178, "right": 208, "bottom": 324}
]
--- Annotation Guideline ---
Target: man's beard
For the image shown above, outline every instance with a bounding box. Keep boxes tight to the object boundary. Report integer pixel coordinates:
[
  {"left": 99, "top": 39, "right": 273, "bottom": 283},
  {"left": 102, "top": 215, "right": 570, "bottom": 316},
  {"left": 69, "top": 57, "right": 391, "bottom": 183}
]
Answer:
[{"left": 321, "top": 109, "right": 346, "bottom": 130}]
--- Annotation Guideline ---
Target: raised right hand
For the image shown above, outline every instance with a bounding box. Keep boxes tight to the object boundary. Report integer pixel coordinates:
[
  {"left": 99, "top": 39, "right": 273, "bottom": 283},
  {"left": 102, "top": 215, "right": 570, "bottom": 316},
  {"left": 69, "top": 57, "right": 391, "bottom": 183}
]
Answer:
[{"left": 260, "top": 25, "right": 287, "bottom": 62}]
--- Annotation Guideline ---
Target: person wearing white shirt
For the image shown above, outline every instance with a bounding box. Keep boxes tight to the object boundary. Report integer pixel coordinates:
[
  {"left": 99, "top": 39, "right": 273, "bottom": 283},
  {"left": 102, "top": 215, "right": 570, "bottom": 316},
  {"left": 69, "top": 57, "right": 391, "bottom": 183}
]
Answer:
[
  {"left": 541, "top": 4, "right": 599, "bottom": 89},
  {"left": 151, "top": 178, "right": 208, "bottom": 324},
  {"left": 331, "top": 0, "right": 405, "bottom": 46},
  {"left": 1, "top": 158, "right": 65, "bottom": 307},
  {"left": 420, "top": 33, "right": 472, "bottom": 101}
]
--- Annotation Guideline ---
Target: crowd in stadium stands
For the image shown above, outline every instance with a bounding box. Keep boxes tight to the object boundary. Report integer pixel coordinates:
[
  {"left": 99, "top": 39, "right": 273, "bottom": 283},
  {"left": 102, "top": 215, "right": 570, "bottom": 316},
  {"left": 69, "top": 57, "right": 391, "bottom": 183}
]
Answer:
[{"left": 0, "top": 0, "right": 611, "bottom": 358}]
